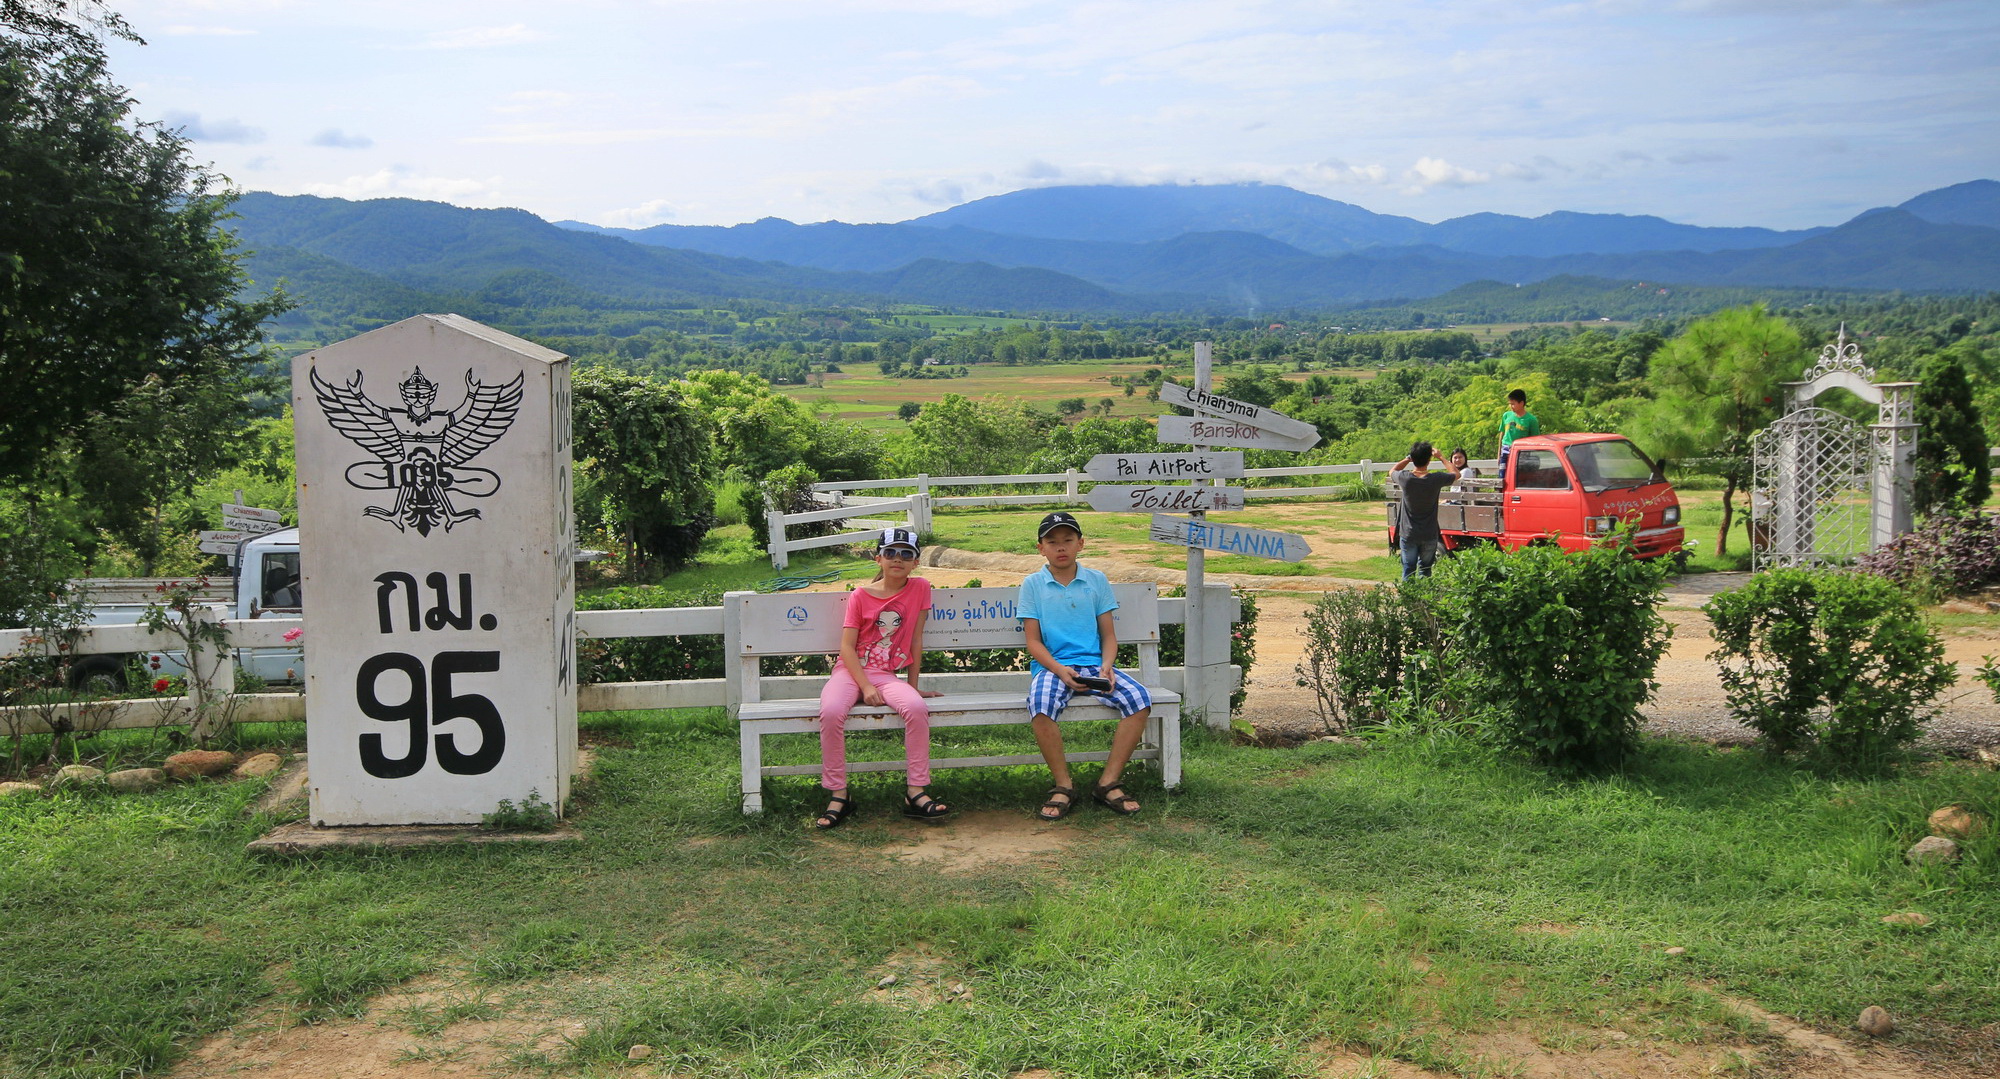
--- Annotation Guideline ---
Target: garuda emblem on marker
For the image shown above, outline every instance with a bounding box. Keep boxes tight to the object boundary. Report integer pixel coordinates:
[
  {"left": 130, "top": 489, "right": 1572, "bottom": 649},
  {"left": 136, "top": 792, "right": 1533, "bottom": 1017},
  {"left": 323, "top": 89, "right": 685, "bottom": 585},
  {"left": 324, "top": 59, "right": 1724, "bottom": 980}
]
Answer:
[{"left": 312, "top": 366, "right": 524, "bottom": 536}]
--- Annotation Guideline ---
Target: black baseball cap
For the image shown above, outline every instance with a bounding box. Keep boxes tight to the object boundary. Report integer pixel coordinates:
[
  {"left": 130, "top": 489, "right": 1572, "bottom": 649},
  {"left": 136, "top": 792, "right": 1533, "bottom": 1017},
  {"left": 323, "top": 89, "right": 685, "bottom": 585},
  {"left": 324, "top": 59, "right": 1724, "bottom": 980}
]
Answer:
[
  {"left": 1037, "top": 511, "right": 1083, "bottom": 540},
  {"left": 877, "top": 528, "right": 920, "bottom": 552}
]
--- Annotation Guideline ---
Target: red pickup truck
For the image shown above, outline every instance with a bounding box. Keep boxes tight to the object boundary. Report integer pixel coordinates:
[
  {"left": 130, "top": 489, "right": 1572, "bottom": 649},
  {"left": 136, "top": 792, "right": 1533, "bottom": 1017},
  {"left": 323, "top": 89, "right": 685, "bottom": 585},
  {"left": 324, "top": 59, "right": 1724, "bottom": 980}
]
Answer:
[{"left": 1388, "top": 433, "right": 1687, "bottom": 562}]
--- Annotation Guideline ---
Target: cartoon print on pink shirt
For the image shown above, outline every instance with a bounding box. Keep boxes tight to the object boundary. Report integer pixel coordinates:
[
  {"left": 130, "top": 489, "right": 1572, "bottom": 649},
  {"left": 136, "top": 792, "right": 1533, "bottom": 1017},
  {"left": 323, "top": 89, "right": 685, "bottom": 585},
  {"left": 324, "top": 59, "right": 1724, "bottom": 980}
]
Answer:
[{"left": 864, "top": 608, "right": 905, "bottom": 669}]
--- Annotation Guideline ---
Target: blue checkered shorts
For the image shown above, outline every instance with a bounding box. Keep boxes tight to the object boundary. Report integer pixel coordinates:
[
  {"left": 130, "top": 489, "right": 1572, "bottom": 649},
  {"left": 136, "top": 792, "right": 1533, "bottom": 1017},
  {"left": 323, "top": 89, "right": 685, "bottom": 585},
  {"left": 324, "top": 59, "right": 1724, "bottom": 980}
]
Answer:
[{"left": 1027, "top": 665, "right": 1153, "bottom": 721}]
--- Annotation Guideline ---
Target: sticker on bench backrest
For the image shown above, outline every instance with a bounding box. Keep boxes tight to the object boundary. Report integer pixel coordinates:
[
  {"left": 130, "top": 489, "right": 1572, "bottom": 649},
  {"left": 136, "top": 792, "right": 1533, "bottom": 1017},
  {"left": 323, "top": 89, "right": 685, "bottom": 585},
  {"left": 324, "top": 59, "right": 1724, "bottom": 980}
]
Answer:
[{"left": 736, "top": 584, "right": 1159, "bottom": 654}]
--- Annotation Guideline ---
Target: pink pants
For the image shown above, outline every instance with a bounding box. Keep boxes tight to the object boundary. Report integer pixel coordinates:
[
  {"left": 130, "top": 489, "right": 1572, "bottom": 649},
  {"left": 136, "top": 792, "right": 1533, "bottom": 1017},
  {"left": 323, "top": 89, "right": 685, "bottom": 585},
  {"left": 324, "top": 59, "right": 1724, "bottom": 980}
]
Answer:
[{"left": 818, "top": 666, "right": 931, "bottom": 791}]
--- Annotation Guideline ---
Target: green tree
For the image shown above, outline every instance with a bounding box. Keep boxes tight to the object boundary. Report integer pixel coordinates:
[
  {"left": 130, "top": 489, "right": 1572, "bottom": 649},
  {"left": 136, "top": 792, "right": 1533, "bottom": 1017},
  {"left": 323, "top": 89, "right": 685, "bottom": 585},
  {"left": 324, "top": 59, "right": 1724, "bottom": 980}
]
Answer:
[
  {"left": 571, "top": 368, "right": 715, "bottom": 571},
  {"left": 893, "top": 393, "right": 1050, "bottom": 477},
  {"left": 60, "top": 355, "right": 254, "bottom": 572},
  {"left": 1637, "top": 305, "right": 1803, "bottom": 557},
  {"left": 0, "top": 1, "right": 289, "bottom": 482},
  {"left": 896, "top": 401, "right": 921, "bottom": 422},
  {"left": 1910, "top": 347, "right": 1990, "bottom": 519}
]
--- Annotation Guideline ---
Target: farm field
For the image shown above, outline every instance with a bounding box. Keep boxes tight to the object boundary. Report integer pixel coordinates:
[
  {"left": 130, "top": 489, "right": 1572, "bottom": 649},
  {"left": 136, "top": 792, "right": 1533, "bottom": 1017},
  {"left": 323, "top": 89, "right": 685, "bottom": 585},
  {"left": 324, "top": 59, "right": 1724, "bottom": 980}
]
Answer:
[
  {"left": 782, "top": 359, "right": 1180, "bottom": 428},
  {"left": 1444, "top": 320, "right": 1637, "bottom": 344}
]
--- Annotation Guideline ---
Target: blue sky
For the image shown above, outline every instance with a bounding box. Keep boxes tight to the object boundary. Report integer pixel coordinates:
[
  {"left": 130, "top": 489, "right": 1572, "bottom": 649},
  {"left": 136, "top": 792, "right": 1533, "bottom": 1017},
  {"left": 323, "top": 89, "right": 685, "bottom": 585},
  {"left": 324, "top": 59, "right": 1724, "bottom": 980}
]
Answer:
[{"left": 105, "top": 0, "right": 2000, "bottom": 231}]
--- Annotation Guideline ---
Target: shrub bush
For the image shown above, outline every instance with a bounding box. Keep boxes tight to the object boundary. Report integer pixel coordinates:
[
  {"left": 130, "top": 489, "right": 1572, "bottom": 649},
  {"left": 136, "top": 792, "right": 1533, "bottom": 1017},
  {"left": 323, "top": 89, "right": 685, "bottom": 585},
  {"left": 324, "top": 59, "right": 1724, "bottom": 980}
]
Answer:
[
  {"left": 1856, "top": 513, "right": 2000, "bottom": 600},
  {"left": 746, "top": 464, "right": 840, "bottom": 553},
  {"left": 1432, "top": 539, "right": 1672, "bottom": 771},
  {"left": 1297, "top": 584, "right": 1460, "bottom": 733},
  {"left": 1706, "top": 568, "right": 1956, "bottom": 768}
]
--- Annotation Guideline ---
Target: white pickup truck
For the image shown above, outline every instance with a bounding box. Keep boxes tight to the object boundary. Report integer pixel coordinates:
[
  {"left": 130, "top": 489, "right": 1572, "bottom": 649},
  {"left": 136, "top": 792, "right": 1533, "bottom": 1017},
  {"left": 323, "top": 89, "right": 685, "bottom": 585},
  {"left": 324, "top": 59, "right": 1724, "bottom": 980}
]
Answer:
[{"left": 65, "top": 528, "right": 305, "bottom": 693}]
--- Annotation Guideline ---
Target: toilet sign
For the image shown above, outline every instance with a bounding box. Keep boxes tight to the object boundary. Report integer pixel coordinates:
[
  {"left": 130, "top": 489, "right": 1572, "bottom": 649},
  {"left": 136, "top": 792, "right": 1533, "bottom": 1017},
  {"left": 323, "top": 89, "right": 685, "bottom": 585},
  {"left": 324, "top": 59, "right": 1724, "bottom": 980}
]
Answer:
[{"left": 294, "top": 314, "right": 576, "bottom": 825}]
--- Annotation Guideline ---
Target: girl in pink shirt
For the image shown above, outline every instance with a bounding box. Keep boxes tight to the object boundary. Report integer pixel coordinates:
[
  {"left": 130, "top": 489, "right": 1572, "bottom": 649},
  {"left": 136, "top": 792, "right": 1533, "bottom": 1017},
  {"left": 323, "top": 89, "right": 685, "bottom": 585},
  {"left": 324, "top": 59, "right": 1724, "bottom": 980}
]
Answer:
[{"left": 815, "top": 529, "right": 949, "bottom": 828}]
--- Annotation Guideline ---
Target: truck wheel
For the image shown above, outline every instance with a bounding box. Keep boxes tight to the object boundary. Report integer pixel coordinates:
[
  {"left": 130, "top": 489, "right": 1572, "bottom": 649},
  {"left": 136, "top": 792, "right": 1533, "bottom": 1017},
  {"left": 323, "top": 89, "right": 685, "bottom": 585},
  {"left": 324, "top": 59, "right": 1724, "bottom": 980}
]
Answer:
[{"left": 68, "top": 656, "right": 128, "bottom": 695}]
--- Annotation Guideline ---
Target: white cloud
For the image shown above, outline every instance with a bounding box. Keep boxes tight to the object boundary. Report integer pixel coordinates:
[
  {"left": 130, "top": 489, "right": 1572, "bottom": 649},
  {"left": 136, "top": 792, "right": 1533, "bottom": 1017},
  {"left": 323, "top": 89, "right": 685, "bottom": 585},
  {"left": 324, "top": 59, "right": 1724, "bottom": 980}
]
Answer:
[
  {"left": 162, "top": 25, "right": 257, "bottom": 36},
  {"left": 1403, "top": 156, "right": 1493, "bottom": 191},
  {"left": 599, "top": 199, "right": 678, "bottom": 227},
  {"left": 309, "top": 128, "right": 373, "bottom": 149},
  {"left": 406, "top": 23, "right": 544, "bottom": 50},
  {"left": 302, "top": 165, "right": 503, "bottom": 203},
  {"left": 160, "top": 110, "right": 265, "bottom": 144}
]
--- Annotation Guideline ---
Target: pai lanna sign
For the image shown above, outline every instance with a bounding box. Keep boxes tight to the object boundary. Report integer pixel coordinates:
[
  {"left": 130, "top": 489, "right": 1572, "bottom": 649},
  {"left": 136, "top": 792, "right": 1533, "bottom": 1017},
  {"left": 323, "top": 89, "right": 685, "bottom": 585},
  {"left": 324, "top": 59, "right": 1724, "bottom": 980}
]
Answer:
[{"left": 294, "top": 314, "right": 577, "bottom": 825}]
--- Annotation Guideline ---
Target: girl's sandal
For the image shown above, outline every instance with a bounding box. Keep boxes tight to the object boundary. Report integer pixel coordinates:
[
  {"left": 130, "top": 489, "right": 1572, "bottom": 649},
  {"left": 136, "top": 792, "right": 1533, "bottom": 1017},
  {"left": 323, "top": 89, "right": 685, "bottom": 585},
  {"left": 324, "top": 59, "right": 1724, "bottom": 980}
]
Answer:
[
  {"left": 814, "top": 794, "right": 855, "bottom": 830},
  {"left": 1090, "top": 780, "right": 1140, "bottom": 815},
  {"left": 1039, "top": 786, "right": 1078, "bottom": 821},
  {"left": 903, "top": 790, "right": 952, "bottom": 820}
]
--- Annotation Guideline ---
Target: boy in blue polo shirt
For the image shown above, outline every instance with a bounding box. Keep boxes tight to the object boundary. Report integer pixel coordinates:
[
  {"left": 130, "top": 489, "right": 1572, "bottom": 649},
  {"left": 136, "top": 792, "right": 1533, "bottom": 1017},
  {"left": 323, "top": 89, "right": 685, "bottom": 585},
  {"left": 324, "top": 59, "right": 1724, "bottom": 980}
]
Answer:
[{"left": 1019, "top": 511, "right": 1153, "bottom": 820}]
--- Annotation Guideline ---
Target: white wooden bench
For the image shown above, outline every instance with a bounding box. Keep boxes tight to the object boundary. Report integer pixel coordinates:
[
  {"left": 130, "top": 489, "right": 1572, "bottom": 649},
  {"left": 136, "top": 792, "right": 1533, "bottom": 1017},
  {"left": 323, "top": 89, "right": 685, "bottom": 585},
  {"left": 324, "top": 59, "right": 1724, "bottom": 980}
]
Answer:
[{"left": 723, "top": 584, "right": 1182, "bottom": 814}]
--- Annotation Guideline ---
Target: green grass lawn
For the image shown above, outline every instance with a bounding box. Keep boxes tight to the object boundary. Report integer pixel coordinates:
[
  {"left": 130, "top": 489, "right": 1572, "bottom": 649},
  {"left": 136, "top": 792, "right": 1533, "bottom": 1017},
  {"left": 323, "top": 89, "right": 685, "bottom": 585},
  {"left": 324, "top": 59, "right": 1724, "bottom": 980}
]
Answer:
[{"left": 2, "top": 719, "right": 1995, "bottom": 1078}]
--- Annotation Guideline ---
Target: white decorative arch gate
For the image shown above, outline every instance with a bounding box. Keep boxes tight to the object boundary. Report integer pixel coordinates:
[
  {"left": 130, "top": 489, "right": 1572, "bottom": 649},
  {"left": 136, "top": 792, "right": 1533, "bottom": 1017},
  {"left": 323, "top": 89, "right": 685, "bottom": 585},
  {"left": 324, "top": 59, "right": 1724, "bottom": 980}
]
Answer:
[{"left": 1750, "top": 328, "right": 1918, "bottom": 571}]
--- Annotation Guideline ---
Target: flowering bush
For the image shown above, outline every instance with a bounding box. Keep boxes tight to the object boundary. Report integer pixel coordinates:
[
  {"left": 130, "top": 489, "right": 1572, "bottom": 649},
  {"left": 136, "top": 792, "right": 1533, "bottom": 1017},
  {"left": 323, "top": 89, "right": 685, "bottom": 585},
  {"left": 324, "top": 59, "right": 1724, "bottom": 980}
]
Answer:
[
  {"left": 282, "top": 627, "right": 303, "bottom": 643},
  {"left": 1857, "top": 513, "right": 2000, "bottom": 600}
]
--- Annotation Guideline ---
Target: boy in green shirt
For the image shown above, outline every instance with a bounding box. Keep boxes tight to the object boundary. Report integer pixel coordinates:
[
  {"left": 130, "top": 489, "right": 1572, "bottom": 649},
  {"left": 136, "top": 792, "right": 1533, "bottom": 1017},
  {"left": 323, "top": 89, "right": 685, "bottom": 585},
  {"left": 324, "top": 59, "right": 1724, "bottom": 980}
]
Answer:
[{"left": 1498, "top": 388, "right": 1539, "bottom": 474}]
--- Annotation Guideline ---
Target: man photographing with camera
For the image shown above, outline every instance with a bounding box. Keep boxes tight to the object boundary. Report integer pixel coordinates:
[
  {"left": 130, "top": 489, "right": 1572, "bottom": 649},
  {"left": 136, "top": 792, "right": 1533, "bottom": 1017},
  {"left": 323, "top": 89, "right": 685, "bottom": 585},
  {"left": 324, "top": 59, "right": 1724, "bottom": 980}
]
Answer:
[{"left": 1389, "top": 441, "right": 1462, "bottom": 580}]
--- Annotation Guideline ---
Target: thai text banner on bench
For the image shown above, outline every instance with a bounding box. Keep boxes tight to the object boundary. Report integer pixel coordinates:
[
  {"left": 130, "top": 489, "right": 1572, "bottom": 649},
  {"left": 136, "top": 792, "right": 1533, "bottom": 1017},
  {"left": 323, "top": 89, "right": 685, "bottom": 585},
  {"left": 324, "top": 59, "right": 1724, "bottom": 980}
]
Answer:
[{"left": 736, "top": 587, "right": 1157, "bottom": 653}]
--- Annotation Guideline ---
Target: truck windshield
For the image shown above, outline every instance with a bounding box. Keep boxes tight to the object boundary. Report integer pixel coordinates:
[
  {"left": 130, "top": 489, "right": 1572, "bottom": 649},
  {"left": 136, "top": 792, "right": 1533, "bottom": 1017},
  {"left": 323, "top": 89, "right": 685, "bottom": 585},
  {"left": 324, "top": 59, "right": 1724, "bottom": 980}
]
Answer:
[{"left": 1567, "top": 439, "right": 1663, "bottom": 492}]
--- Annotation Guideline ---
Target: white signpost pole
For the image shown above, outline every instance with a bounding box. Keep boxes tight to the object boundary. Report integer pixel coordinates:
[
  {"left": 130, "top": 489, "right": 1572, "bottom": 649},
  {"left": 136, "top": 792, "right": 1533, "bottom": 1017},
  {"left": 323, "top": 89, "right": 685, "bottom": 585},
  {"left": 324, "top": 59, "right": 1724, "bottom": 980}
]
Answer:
[
  {"left": 294, "top": 314, "right": 577, "bottom": 826},
  {"left": 1185, "top": 343, "right": 1216, "bottom": 727}
]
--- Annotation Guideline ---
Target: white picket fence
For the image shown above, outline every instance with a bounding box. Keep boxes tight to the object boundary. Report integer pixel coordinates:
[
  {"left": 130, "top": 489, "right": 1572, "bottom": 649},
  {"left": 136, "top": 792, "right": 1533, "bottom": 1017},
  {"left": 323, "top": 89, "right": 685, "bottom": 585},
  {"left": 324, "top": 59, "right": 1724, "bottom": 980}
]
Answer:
[
  {"left": 767, "top": 458, "right": 1500, "bottom": 569},
  {"left": 0, "top": 587, "right": 1241, "bottom": 734}
]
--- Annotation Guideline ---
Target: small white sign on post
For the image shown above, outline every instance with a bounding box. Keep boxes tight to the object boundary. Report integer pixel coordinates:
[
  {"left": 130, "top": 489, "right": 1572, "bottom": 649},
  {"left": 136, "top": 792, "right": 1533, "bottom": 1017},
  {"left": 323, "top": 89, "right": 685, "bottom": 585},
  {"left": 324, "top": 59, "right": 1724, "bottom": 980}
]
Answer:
[
  {"left": 1087, "top": 484, "right": 1246, "bottom": 514},
  {"left": 1084, "top": 451, "right": 1245, "bottom": 481},
  {"left": 295, "top": 313, "right": 576, "bottom": 826},
  {"left": 1157, "top": 415, "right": 1320, "bottom": 452},
  {"left": 1158, "top": 383, "right": 1319, "bottom": 442},
  {"left": 221, "top": 505, "right": 284, "bottom": 535},
  {"left": 1149, "top": 514, "right": 1312, "bottom": 563},
  {"left": 198, "top": 530, "right": 246, "bottom": 556}
]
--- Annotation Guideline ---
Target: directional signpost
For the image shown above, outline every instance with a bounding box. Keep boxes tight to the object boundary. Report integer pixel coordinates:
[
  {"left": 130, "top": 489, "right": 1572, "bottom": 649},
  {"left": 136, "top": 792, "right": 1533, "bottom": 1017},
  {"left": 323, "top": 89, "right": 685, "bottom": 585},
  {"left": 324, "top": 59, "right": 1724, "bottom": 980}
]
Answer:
[
  {"left": 222, "top": 503, "right": 283, "bottom": 535},
  {"left": 205, "top": 499, "right": 285, "bottom": 564},
  {"left": 198, "top": 530, "right": 250, "bottom": 556},
  {"left": 1084, "top": 451, "right": 1244, "bottom": 481},
  {"left": 1149, "top": 515, "right": 1312, "bottom": 562},
  {"left": 1087, "top": 484, "right": 1246, "bottom": 514},
  {"left": 1157, "top": 415, "right": 1320, "bottom": 452},
  {"left": 1141, "top": 347, "right": 1317, "bottom": 727},
  {"left": 1158, "top": 383, "right": 1321, "bottom": 442}
]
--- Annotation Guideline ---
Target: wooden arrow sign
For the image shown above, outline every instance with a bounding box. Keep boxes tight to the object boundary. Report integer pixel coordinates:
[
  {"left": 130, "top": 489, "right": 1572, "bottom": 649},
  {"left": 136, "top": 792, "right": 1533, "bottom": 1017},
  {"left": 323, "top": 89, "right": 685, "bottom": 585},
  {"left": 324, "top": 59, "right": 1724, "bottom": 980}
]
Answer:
[
  {"left": 1158, "top": 415, "right": 1320, "bottom": 452},
  {"left": 1159, "top": 383, "right": 1319, "bottom": 441},
  {"left": 1148, "top": 515, "right": 1312, "bottom": 562},
  {"left": 1084, "top": 451, "right": 1245, "bottom": 481},
  {"left": 1087, "top": 484, "right": 1246, "bottom": 513}
]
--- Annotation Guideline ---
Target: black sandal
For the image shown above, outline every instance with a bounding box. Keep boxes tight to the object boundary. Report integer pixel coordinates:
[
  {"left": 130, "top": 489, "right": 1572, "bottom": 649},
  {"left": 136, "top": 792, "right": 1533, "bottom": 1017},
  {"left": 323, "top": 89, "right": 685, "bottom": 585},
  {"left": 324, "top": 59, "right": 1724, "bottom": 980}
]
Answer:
[
  {"left": 814, "top": 794, "right": 855, "bottom": 830},
  {"left": 1090, "top": 779, "right": 1140, "bottom": 816},
  {"left": 1039, "top": 786, "right": 1077, "bottom": 821},
  {"left": 903, "top": 790, "right": 951, "bottom": 820}
]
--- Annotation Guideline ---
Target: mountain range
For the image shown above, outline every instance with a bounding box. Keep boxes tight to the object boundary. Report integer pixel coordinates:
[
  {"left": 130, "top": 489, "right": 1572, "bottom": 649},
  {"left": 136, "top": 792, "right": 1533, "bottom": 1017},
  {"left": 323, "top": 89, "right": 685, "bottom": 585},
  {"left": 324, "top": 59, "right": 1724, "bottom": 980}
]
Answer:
[{"left": 230, "top": 180, "right": 2000, "bottom": 321}]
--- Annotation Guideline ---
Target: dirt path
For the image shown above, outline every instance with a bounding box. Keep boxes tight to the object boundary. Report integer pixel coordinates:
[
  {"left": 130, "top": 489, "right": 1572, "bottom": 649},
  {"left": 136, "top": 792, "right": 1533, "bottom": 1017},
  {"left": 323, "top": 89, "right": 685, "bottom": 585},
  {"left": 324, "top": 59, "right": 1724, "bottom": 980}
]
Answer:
[{"left": 919, "top": 551, "right": 2000, "bottom": 753}]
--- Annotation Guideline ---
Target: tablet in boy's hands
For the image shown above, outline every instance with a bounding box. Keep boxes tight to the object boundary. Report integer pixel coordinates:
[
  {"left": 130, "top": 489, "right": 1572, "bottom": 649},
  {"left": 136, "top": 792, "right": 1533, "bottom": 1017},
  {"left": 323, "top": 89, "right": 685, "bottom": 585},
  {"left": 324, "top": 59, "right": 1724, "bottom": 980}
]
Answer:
[{"left": 1074, "top": 675, "right": 1113, "bottom": 693}]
